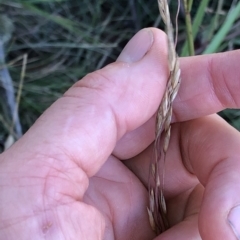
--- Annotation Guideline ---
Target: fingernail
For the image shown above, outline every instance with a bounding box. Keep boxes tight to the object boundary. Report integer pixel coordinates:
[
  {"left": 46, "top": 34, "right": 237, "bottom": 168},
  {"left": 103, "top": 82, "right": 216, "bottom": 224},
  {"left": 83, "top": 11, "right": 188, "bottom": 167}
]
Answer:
[
  {"left": 117, "top": 28, "right": 153, "bottom": 63},
  {"left": 228, "top": 205, "right": 240, "bottom": 239}
]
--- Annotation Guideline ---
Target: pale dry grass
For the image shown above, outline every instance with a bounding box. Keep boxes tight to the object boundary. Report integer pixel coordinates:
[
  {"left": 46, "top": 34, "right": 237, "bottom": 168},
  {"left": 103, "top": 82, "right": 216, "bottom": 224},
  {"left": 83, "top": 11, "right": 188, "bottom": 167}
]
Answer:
[{"left": 148, "top": 0, "right": 181, "bottom": 235}]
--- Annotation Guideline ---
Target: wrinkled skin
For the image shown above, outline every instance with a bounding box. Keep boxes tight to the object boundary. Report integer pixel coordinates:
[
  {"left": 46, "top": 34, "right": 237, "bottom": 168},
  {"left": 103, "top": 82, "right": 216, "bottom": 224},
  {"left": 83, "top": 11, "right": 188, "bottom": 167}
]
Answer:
[{"left": 1, "top": 28, "right": 240, "bottom": 240}]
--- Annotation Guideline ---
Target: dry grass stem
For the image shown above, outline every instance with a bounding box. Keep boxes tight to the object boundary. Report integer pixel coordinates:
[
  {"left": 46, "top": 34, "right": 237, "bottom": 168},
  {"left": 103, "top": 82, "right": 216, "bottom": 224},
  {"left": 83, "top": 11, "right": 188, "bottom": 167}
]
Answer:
[{"left": 148, "top": 0, "right": 181, "bottom": 235}]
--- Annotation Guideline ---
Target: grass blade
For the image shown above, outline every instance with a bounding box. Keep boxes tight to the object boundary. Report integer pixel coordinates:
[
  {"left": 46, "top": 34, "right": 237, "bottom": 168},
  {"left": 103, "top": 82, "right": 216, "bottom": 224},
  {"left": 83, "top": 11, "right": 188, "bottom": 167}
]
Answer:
[
  {"left": 21, "top": 2, "right": 88, "bottom": 35},
  {"left": 204, "top": 2, "right": 240, "bottom": 54},
  {"left": 181, "top": 0, "right": 210, "bottom": 56},
  {"left": 183, "top": 0, "right": 195, "bottom": 56}
]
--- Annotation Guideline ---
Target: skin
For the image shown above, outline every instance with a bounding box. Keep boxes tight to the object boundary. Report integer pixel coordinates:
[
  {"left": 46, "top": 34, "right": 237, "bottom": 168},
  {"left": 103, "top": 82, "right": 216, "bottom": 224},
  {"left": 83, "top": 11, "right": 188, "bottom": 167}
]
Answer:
[{"left": 0, "top": 28, "right": 240, "bottom": 240}]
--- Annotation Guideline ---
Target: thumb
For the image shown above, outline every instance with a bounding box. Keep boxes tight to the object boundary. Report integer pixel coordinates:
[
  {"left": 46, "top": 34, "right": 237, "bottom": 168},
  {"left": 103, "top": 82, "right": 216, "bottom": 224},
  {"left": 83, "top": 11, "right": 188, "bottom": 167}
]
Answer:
[
  {"left": 3, "top": 28, "right": 168, "bottom": 179},
  {"left": 0, "top": 28, "right": 169, "bottom": 239}
]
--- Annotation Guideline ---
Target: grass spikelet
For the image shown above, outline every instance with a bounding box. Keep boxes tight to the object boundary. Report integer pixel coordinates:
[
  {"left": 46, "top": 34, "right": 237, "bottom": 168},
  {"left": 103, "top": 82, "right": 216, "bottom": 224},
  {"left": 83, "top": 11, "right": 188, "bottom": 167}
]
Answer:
[{"left": 148, "top": 0, "right": 181, "bottom": 234}]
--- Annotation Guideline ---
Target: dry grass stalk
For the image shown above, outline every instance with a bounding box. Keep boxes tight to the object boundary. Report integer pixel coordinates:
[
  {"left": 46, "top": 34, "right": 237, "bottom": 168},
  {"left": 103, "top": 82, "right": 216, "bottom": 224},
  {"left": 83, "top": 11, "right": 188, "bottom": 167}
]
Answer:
[{"left": 148, "top": 0, "right": 181, "bottom": 235}]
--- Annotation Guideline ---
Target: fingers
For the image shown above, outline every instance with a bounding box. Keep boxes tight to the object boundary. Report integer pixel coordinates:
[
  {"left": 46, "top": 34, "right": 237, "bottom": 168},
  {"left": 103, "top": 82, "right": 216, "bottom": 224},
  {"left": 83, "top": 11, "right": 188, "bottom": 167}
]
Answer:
[
  {"left": 179, "top": 114, "right": 240, "bottom": 187},
  {"left": 154, "top": 184, "right": 204, "bottom": 239},
  {"left": 2, "top": 28, "right": 169, "bottom": 180},
  {"left": 126, "top": 114, "right": 240, "bottom": 239},
  {"left": 179, "top": 114, "right": 240, "bottom": 239},
  {"left": 114, "top": 49, "right": 240, "bottom": 160},
  {"left": 83, "top": 155, "right": 155, "bottom": 240},
  {"left": 173, "top": 50, "right": 240, "bottom": 122},
  {"left": 113, "top": 115, "right": 155, "bottom": 159},
  {"left": 124, "top": 123, "right": 198, "bottom": 198},
  {"left": 154, "top": 215, "right": 200, "bottom": 240}
]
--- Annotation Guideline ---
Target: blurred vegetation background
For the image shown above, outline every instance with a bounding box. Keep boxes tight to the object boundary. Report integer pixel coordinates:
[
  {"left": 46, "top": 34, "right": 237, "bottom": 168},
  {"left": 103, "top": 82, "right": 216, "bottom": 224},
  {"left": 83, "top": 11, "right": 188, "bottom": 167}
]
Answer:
[{"left": 0, "top": 0, "right": 240, "bottom": 150}]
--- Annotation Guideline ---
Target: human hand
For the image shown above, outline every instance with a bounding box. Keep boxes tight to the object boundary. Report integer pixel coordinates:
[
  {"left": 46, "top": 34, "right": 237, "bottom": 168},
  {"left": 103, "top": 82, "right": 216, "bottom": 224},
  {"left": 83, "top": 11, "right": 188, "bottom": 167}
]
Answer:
[{"left": 0, "top": 28, "right": 240, "bottom": 240}]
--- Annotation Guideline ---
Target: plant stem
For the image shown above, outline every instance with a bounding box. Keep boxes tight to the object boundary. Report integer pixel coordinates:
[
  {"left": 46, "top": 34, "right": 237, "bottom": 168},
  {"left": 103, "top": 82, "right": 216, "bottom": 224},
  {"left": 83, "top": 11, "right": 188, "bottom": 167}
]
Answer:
[
  {"left": 183, "top": 0, "right": 195, "bottom": 55},
  {"left": 188, "top": 0, "right": 193, "bottom": 11},
  {"left": 181, "top": 0, "right": 210, "bottom": 56}
]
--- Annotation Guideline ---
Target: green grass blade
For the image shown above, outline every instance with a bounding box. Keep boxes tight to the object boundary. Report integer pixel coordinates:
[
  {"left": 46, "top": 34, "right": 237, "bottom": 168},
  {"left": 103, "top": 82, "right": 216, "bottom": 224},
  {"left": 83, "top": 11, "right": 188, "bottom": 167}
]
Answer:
[
  {"left": 19, "top": 0, "right": 67, "bottom": 2},
  {"left": 20, "top": 3, "right": 87, "bottom": 35},
  {"left": 203, "top": 2, "right": 240, "bottom": 54},
  {"left": 11, "top": 42, "right": 118, "bottom": 51},
  {"left": 181, "top": 0, "right": 210, "bottom": 56},
  {"left": 206, "top": 0, "right": 224, "bottom": 41},
  {"left": 183, "top": 0, "right": 195, "bottom": 56},
  {"left": 188, "top": 0, "right": 193, "bottom": 12}
]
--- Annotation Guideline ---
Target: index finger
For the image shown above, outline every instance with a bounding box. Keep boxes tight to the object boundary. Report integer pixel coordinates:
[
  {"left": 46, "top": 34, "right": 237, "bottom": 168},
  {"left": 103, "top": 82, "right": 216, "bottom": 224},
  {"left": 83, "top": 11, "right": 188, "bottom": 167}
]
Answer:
[
  {"left": 174, "top": 50, "right": 240, "bottom": 122},
  {"left": 114, "top": 49, "right": 240, "bottom": 159}
]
